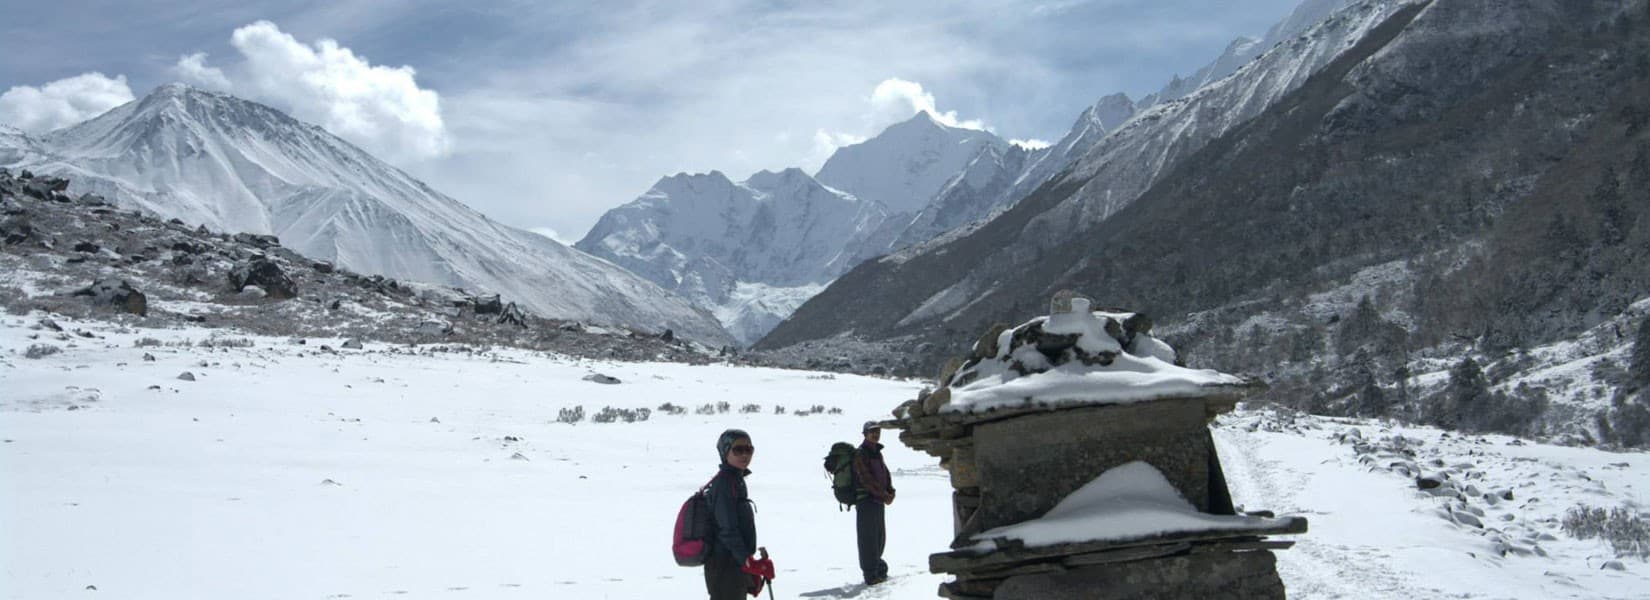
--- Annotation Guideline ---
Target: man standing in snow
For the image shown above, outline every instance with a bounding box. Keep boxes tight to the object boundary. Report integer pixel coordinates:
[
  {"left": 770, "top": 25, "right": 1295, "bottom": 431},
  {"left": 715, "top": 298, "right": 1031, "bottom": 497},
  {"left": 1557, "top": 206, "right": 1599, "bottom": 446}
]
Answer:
[
  {"left": 852, "top": 421, "right": 894, "bottom": 585},
  {"left": 705, "top": 429, "right": 761, "bottom": 600}
]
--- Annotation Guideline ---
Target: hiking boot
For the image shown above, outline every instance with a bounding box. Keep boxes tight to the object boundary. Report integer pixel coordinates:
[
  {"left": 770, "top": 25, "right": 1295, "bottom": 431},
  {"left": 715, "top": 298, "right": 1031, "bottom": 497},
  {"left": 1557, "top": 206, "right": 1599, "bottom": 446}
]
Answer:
[{"left": 865, "top": 575, "right": 889, "bottom": 586}]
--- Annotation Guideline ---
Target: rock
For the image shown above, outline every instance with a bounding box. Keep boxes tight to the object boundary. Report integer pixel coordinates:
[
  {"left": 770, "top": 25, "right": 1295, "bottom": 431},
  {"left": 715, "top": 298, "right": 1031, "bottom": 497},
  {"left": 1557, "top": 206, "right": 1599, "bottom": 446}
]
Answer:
[
  {"left": 415, "top": 320, "right": 452, "bottom": 336},
  {"left": 312, "top": 261, "right": 335, "bottom": 274},
  {"left": 38, "top": 318, "right": 62, "bottom": 332},
  {"left": 973, "top": 323, "right": 1010, "bottom": 359},
  {"left": 1601, "top": 560, "right": 1626, "bottom": 571},
  {"left": 72, "top": 241, "right": 99, "bottom": 253},
  {"left": 232, "top": 232, "right": 281, "bottom": 248},
  {"left": 228, "top": 257, "right": 297, "bottom": 300},
  {"left": 1415, "top": 476, "right": 1444, "bottom": 490},
  {"left": 24, "top": 344, "right": 61, "bottom": 359},
  {"left": 429, "top": 417, "right": 440, "bottom": 423},
  {"left": 659, "top": 328, "right": 675, "bottom": 343},
  {"left": 924, "top": 387, "right": 951, "bottom": 414},
  {"left": 73, "top": 279, "right": 148, "bottom": 317},
  {"left": 496, "top": 302, "right": 528, "bottom": 327},
  {"left": 76, "top": 193, "right": 106, "bottom": 206},
  {"left": 937, "top": 357, "right": 965, "bottom": 387},
  {"left": 0, "top": 215, "right": 32, "bottom": 244},
  {"left": 143, "top": 353, "right": 155, "bottom": 361},
  {"left": 341, "top": 339, "right": 364, "bottom": 350},
  {"left": 177, "top": 372, "right": 196, "bottom": 381},
  {"left": 1449, "top": 508, "right": 1483, "bottom": 528},
  {"left": 474, "top": 294, "right": 504, "bottom": 315},
  {"left": 583, "top": 373, "right": 622, "bottom": 385}
]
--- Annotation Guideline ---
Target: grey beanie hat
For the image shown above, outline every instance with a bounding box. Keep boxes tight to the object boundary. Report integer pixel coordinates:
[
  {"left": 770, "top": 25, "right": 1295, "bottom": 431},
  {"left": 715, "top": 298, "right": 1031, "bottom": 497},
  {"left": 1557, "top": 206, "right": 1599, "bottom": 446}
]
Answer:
[{"left": 716, "top": 428, "right": 751, "bottom": 462}]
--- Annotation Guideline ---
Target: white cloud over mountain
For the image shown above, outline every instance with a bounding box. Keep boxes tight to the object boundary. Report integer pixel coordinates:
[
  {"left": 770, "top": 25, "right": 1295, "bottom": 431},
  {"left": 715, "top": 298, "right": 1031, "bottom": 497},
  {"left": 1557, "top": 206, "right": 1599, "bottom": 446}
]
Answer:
[
  {"left": 174, "top": 21, "right": 450, "bottom": 163},
  {"left": 0, "top": 72, "right": 134, "bottom": 133}
]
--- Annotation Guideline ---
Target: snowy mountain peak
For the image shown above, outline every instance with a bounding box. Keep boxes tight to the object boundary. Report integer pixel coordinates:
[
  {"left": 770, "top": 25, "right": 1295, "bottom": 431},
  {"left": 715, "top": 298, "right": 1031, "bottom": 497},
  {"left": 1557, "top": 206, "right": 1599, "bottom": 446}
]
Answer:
[
  {"left": 3, "top": 87, "right": 734, "bottom": 344},
  {"left": 744, "top": 167, "right": 826, "bottom": 194},
  {"left": 815, "top": 110, "right": 1009, "bottom": 214},
  {"left": 1082, "top": 93, "right": 1138, "bottom": 134}
]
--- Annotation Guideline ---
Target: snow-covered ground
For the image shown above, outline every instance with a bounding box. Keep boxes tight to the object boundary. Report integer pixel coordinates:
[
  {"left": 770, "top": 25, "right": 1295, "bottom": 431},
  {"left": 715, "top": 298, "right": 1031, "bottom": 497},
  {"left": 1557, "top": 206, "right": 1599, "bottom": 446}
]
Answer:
[{"left": 4, "top": 313, "right": 1647, "bottom": 599}]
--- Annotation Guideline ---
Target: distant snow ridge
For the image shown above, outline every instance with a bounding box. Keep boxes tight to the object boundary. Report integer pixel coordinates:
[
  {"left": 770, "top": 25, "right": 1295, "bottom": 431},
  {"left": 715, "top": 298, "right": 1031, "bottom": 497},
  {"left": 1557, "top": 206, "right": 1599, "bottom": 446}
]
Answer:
[
  {"left": 0, "top": 84, "right": 731, "bottom": 344},
  {"left": 580, "top": 111, "right": 1039, "bottom": 345}
]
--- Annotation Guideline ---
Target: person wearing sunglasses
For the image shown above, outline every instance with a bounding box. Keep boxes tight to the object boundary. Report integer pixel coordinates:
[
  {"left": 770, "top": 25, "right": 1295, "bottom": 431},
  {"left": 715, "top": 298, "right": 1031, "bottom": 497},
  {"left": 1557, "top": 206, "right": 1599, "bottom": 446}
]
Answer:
[{"left": 705, "top": 429, "right": 764, "bottom": 599}]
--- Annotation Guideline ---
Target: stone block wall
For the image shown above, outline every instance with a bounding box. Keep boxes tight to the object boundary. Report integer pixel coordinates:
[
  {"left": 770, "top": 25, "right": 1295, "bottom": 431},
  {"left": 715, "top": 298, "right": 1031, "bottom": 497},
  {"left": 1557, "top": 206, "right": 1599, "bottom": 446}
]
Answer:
[{"left": 970, "top": 398, "right": 1211, "bottom": 532}]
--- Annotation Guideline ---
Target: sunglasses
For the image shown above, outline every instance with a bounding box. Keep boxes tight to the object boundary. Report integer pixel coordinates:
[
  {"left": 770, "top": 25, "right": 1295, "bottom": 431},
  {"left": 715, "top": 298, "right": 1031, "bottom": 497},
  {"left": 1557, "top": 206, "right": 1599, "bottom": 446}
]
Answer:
[{"left": 730, "top": 445, "right": 755, "bottom": 456}]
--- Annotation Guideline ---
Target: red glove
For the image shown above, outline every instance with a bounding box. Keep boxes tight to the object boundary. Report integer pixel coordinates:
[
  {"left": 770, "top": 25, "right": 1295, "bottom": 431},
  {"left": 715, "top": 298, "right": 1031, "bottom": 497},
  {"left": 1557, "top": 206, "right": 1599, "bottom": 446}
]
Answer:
[{"left": 742, "top": 555, "right": 776, "bottom": 581}]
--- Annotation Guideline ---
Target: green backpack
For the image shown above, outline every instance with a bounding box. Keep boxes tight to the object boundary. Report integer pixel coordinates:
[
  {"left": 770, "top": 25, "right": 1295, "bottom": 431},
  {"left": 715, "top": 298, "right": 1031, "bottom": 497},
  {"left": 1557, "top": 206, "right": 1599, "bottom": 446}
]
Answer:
[{"left": 823, "top": 442, "right": 858, "bottom": 509}]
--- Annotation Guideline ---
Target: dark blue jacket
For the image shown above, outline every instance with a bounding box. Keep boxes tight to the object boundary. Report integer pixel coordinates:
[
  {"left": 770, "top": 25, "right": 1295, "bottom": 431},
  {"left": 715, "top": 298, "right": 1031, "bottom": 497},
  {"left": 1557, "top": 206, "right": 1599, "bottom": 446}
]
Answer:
[{"left": 707, "top": 463, "right": 756, "bottom": 560}]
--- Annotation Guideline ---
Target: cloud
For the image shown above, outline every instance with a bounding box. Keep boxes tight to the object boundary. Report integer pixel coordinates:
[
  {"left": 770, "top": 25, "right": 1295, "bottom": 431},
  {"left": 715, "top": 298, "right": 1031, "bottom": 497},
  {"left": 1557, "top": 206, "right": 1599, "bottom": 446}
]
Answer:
[
  {"left": 175, "top": 21, "right": 450, "bottom": 162},
  {"left": 810, "top": 78, "right": 992, "bottom": 161},
  {"left": 172, "top": 53, "right": 232, "bottom": 92},
  {"left": 528, "top": 226, "right": 574, "bottom": 245},
  {"left": 867, "top": 78, "right": 988, "bottom": 132},
  {"left": 1011, "top": 138, "right": 1052, "bottom": 150},
  {"left": 0, "top": 72, "right": 134, "bottom": 133}
]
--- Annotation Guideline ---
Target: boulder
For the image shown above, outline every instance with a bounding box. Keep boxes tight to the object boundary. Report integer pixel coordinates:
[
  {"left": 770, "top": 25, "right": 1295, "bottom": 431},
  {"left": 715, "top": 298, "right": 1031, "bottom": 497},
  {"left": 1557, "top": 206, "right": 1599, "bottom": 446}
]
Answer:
[
  {"left": 474, "top": 294, "right": 504, "bottom": 315},
  {"left": 497, "top": 302, "right": 528, "bottom": 327},
  {"left": 583, "top": 373, "right": 622, "bottom": 385},
  {"left": 415, "top": 320, "right": 453, "bottom": 336},
  {"left": 72, "top": 279, "right": 148, "bottom": 316},
  {"left": 24, "top": 344, "right": 61, "bottom": 359},
  {"left": 228, "top": 257, "right": 297, "bottom": 300},
  {"left": 0, "top": 216, "right": 32, "bottom": 244},
  {"left": 341, "top": 339, "right": 364, "bottom": 350},
  {"left": 177, "top": 372, "right": 196, "bottom": 381},
  {"left": 973, "top": 323, "right": 1010, "bottom": 359},
  {"left": 312, "top": 261, "right": 335, "bottom": 274},
  {"left": 232, "top": 232, "right": 281, "bottom": 248}
]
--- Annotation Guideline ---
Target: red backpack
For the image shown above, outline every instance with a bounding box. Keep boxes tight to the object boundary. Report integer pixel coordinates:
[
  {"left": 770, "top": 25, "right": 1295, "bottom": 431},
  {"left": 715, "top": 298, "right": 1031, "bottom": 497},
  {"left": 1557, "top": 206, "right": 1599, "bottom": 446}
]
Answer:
[{"left": 672, "top": 477, "right": 717, "bottom": 566}]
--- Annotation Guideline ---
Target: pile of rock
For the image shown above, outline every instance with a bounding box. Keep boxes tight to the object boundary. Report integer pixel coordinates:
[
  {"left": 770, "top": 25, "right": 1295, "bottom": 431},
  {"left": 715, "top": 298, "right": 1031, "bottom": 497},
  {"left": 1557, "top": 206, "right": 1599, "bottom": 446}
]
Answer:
[{"left": 884, "top": 292, "right": 1302, "bottom": 600}]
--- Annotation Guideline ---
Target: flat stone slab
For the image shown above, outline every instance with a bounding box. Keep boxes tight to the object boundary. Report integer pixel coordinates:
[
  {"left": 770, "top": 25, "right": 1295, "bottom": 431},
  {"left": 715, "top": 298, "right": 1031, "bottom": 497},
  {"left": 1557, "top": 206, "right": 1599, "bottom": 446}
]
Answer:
[
  {"left": 932, "top": 516, "right": 1307, "bottom": 575},
  {"left": 993, "top": 548, "right": 1287, "bottom": 600}
]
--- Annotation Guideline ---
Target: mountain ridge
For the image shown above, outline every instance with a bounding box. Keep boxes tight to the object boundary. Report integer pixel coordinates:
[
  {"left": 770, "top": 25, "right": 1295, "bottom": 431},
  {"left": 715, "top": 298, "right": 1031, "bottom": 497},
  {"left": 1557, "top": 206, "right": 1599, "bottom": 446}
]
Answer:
[{"left": 1, "top": 84, "right": 734, "bottom": 345}]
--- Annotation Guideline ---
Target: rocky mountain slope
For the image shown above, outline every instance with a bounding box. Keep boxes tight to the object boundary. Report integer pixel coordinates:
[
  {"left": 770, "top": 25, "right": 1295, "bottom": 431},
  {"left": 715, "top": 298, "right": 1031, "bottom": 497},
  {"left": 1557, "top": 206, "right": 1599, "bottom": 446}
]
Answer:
[
  {"left": 0, "top": 85, "right": 732, "bottom": 345},
  {"left": 0, "top": 168, "right": 713, "bottom": 361},
  {"left": 757, "top": 0, "right": 1650, "bottom": 446}
]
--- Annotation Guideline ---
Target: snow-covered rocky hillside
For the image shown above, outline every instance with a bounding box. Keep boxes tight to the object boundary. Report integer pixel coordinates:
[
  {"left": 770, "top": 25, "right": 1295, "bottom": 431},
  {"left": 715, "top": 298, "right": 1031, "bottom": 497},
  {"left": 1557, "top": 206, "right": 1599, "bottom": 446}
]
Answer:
[
  {"left": 3, "top": 313, "right": 1645, "bottom": 599},
  {"left": 0, "top": 168, "right": 711, "bottom": 363},
  {"left": 581, "top": 0, "right": 1385, "bottom": 347},
  {"left": 0, "top": 85, "right": 731, "bottom": 345}
]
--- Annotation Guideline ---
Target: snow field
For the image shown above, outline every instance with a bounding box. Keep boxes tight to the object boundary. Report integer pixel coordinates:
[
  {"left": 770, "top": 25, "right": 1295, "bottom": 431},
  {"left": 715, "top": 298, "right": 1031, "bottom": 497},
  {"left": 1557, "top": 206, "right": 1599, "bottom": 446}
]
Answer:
[
  {"left": 0, "top": 316, "right": 947, "bottom": 599},
  {"left": 1216, "top": 411, "right": 1650, "bottom": 599},
  {"left": 4, "top": 314, "right": 1647, "bottom": 599}
]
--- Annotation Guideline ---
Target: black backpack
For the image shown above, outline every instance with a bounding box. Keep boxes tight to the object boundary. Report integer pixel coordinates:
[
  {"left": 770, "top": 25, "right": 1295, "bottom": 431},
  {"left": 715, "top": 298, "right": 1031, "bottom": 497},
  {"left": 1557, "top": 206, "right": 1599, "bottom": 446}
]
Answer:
[{"left": 823, "top": 442, "right": 858, "bottom": 509}]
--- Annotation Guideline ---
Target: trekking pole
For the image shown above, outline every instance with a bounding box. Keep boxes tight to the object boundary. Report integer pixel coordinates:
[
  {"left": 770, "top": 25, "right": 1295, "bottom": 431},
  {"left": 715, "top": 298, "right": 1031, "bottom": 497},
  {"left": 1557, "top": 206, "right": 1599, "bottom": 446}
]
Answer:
[{"left": 759, "top": 546, "right": 776, "bottom": 600}]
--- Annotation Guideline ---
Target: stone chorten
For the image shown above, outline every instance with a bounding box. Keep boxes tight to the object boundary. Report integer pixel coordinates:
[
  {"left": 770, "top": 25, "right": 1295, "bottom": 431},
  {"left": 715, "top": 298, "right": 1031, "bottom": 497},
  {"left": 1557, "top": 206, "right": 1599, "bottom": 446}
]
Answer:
[{"left": 885, "top": 292, "right": 1307, "bottom": 600}]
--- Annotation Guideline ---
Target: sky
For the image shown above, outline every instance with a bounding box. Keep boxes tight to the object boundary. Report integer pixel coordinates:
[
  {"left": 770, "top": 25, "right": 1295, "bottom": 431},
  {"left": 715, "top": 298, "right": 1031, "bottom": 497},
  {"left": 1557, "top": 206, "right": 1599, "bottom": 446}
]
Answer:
[{"left": 0, "top": 0, "right": 1305, "bottom": 244}]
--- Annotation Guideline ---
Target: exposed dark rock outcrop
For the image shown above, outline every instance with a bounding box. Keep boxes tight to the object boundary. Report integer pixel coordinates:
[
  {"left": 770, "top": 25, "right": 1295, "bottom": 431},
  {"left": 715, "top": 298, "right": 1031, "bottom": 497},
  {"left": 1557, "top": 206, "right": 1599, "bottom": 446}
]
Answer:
[{"left": 72, "top": 279, "right": 147, "bottom": 317}]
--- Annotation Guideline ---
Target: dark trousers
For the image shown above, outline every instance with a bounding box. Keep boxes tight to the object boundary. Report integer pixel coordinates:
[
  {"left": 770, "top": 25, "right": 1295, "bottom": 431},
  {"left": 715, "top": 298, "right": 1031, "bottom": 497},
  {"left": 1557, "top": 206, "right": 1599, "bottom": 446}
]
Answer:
[
  {"left": 855, "top": 499, "right": 888, "bottom": 582},
  {"left": 704, "top": 552, "right": 747, "bottom": 600}
]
